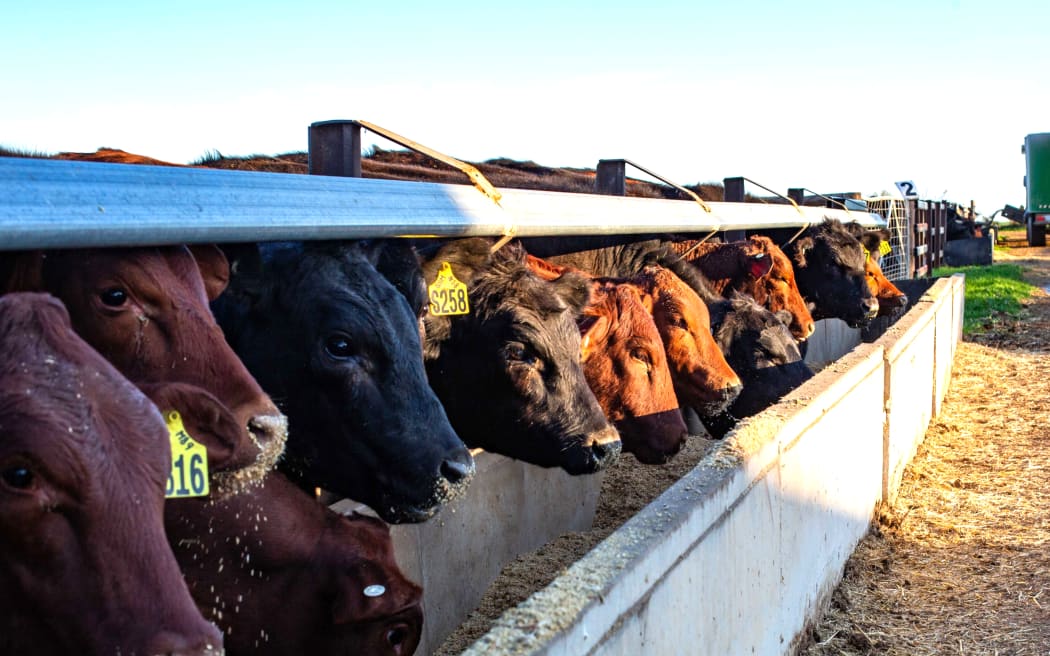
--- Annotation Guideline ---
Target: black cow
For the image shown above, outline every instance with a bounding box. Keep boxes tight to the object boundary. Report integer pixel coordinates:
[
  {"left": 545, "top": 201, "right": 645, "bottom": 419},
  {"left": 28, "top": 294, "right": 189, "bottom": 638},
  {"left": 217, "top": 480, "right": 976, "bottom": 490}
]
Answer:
[
  {"left": 213, "top": 240, "right": 474, "bottom": 524},
  {"left": 420, "top": 238, "right": 621, "bottom": 474},
  {"left": 774, "top": 219, "right": 879, "bottom": 328},
  {"left": 702, "top": 294, "right": 814, "bottom": 439}
]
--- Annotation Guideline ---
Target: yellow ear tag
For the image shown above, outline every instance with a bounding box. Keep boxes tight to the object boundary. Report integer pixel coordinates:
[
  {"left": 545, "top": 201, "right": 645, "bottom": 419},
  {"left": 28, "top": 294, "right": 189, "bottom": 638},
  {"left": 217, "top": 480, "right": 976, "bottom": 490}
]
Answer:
[
  {"left": 863, "top": 247, "right": 871, "bottom": 263},
  {"left": 164, "top": 410, "right": 210, "bottom": 499},
  {"left": 428, "top": 262, "right": 470, "bottom": 316},
  {"left": 879, "top": 241, "right": 892, "bottom": 256}
]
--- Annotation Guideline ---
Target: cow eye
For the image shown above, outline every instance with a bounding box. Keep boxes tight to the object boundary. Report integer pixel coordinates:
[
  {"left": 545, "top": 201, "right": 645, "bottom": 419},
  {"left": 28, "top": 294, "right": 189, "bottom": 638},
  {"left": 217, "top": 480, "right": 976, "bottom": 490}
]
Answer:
[
  {"left": 99, "top": 287, "right": 128, "bottom": 307},
  {"left": 1, "top": 466, "right": 34, "bottom": 490},
  {"left": 324, "top": 335, "right": 354, "bottom": 360},
  {"left": 630, "top": 348, "right": 652, "bottom": 369},
  {"left": 505, "top": 342, "right": 540, "bottom": 368}
]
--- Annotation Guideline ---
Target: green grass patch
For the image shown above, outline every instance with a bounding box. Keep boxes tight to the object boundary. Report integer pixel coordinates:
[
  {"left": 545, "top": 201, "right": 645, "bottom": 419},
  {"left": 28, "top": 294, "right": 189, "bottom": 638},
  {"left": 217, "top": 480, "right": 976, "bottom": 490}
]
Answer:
[{"left": 933, "top": 263, "right": 1036, "bottom": 334}]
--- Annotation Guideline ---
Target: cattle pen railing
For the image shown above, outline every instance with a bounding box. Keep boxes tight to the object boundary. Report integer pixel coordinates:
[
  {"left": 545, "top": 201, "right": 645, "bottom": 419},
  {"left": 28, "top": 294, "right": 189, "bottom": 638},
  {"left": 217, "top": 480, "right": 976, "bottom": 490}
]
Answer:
[{"left": 0, "top": 137, "right": 951, "bottom": 656}]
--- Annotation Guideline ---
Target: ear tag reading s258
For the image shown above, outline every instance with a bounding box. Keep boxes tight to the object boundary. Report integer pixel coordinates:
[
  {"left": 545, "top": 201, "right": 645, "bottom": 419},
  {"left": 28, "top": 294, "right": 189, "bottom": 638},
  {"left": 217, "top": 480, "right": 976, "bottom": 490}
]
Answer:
[
  {"left": 428, "top": 262, "right": 470, "bottom": 316},
  {"left": 164, "top": 410, "right": 210, "bottom": 499}
]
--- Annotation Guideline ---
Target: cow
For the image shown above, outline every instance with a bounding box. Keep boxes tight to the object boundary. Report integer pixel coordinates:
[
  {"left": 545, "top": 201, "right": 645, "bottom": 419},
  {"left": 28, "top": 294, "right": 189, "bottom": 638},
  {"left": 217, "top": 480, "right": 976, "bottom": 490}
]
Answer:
[
  {"left": 844, "top": 223, "right": 909, "bottom": 317},
  {"left": 420, "top": 238, "right": 621, "bottom": 474},
  {"left": 669, "top": 235, "right": 816, "bottom": 341},
  {"left": 520, "top": 239, "right": 744, "bottom": 415},
  {"left": 0, "top": 246, "right": 288, "bottom": 491},
  {"left": 167, "top": 466, "right": 422, "bottom": 656},
  {"left": 0, "top": 292, "right": 222, "bottom": 656},
  {"left": 770, "top": 219, "right": 880, "bottom": 327},
  {"left": 525, "top": 255, "right": 687, "bottom": 463},
  {"left": 703, "top": 293, "right": 814, "bottom": 439},
  {"left": 212, "top": 240, "right": 475, "bottom": 523},
  {"left": 628, "top": 264, "right": 743, "bottom": 417}
]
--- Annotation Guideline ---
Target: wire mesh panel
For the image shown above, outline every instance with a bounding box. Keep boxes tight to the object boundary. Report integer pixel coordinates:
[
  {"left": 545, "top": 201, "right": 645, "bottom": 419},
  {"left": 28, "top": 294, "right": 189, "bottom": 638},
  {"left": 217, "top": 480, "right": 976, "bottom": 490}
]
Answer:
[{"left": 863, "top": 196, "right": 911, "bottom": 281}]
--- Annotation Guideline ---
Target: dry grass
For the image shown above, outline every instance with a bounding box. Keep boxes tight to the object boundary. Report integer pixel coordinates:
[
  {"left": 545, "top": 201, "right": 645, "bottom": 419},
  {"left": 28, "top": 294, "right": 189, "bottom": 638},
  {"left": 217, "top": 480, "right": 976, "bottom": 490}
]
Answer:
[{"left": 797, "top": 245, "right": 1050, "bottom": 656}]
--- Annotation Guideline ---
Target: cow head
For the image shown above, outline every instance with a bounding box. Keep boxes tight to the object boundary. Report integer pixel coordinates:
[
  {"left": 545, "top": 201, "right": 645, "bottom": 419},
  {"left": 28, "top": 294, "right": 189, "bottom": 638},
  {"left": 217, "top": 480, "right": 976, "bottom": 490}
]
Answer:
[
  {"left": 785, "top": 220, "right": 879, "bottom": 327},
  {"left": 168, "top": 471, "right": 421, "bottom": 656},
  {"left": 845, "top": 224, "right": 909, "bottom": 317},
  {"left": 0, "top": 293, "right": 222, "bottom": 656},
  {"left": 580, "top": 280, "right": 687, "bottom": 464},
  {"left": 704, "top": 294, "right": 814, "bottom": 438},
  {"left": 422, "top": 238, "right": 621, "bottom": 474},
  {"left": 631, "top": 265, "right": 743, "bottom": 416},
  {"left": 214, "top": 240, "right": 474, "bottom": 524},
  {"left": 745, "top": 236, "right": 816, "bottom": 341},
  {"left": 2, "top": 246, "right": 288, "bottom": 489}
]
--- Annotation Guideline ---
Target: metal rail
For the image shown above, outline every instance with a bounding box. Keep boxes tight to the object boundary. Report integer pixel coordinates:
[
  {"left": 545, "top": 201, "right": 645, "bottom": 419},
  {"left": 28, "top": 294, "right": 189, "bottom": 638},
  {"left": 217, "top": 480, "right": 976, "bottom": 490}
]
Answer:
[{"left": 0, "top": 156, "right": 884, "bottom": 250}]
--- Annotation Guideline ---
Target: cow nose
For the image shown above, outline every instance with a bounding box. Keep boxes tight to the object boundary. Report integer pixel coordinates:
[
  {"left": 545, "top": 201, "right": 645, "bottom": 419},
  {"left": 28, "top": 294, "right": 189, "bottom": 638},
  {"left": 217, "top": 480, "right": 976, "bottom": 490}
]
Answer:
[
  {"left": 803, "top": 321, "right": 816, "bottom": 338},
  {"left": 863, "top": 297, "right": 879, "bottom": 318},
  {"left": 585, "top": 426, "right": 622, "bottom": 468},
  {"left": 439, "top": 449, "right": 476, "bottom": 485},
  {"left": 248, "top": 412, "right": 289, "bottom": 452},
  {"left": 385, "top": 622, "right": 414, "bottom": 655},
  {"left": 143, "top": 625, "right": 223, "bottom": 656},
  {"left": 894, "top": 294, "right": 909, "bottom": 307}
]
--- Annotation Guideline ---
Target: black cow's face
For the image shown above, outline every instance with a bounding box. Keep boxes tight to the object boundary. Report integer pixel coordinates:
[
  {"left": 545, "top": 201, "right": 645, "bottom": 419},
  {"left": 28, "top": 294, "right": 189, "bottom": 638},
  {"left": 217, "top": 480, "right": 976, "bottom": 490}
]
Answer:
[
  {"left": 705, "top": 297, "right": 813, "bottom": 439},
  {"left": 790, "top": 222, "right": 879, "bottom": 328},
  {"left": 422, "top": 240, "right": 621, "bottom": 475},
  {"left": 215, "top": 242, "right": 473, "bottom": 524}
]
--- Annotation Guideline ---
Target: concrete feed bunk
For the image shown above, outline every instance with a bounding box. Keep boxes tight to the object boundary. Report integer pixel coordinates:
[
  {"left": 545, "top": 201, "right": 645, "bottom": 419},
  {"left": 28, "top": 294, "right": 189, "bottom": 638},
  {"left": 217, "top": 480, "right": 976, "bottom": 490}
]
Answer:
[{"left": 460, "top": 274, "right": 963, "bottom": 656}]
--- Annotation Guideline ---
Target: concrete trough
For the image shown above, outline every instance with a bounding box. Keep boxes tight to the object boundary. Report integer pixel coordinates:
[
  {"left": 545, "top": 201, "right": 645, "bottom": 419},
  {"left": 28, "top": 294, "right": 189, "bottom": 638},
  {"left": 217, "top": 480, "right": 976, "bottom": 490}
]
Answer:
[{"left": 456, "top": 274, "right": 964, "bottom": 656}]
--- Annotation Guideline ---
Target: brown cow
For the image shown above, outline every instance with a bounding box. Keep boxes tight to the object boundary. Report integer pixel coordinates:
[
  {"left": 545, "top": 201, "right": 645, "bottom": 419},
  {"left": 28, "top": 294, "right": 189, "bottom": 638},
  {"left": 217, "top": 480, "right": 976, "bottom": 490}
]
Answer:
[
  {"left": 629, "top": 264, "right": 743, "bottom": 416},
  {"left": 1, "top": 246, "right": 287, "bottom": 491},
  {"left": 844, "top": 224, "right": 909, "bottom": 316},
  {"left": 0, "top": 292, "right": 222, "bottom": 656},
  {"left": 526, "top": 255, "right": 687, "bottom": 463},
  {"left": 671, "top": 236, "right": 816, "bottom": 341},
  {"left": 580, "top": 280, "right": 688, "bottom": 463},
  {"left": 167, "top": 467, "right": 422, "bottom": 656}
]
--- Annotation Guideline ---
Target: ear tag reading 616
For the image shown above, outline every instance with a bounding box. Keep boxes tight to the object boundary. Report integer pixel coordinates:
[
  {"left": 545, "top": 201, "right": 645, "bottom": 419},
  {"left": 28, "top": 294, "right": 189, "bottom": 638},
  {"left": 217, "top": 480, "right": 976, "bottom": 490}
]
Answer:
[
  {"left": 164, "top": 410, "right": 210, "bottom": 499},
  {"left": 428, "top": 262, "right": 470, "bottom": 316}
]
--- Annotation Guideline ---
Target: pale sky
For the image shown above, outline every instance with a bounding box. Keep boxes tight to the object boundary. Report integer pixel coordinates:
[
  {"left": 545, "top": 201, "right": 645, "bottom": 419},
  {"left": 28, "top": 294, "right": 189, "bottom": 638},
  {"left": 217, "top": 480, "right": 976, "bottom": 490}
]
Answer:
[{"left": 4, "top": 0, "right": 1048, "bottom": 215}]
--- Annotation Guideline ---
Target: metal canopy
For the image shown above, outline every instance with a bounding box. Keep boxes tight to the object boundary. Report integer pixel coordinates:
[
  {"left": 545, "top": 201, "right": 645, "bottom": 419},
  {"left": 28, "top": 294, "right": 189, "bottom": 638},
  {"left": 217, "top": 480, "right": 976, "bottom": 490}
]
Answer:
[{"left": 0, "top": 156, "right": 884, "bottom": 250}]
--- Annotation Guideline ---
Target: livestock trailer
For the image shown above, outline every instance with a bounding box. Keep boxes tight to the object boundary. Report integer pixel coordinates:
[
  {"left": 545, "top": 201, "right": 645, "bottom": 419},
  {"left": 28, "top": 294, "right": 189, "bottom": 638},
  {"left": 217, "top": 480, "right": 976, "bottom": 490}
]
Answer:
[{"left": 1022, "top": 132, "right": 1050, "bottom": 247}]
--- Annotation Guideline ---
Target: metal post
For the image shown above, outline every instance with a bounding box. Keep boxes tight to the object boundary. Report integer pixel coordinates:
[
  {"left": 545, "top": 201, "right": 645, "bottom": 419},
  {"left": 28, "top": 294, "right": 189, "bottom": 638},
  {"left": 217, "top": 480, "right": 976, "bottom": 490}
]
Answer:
[
  {"left": 308, "top": 120, "right": 363, "bottom": 177},
  {"left": 596, "top": 159, "right": 627, "bottom": 196},
  {"left": 723, "top": 177, "right": 745, "bottom": 202},
  {"left": 787, "top": 188, "right": 805, "bottom": 205},
  {"left": 721, "top": 177, "right": 747, "bottom": 241}
]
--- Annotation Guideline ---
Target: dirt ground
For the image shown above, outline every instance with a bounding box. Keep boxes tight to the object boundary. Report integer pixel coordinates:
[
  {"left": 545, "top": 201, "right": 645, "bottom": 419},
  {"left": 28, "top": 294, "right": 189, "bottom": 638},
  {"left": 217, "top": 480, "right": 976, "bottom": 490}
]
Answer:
[
  {"left": 796, "top": 238, "right": 1050, "bottom": 655},
  {"left": 439, "top": 238, "right": 1050, "bottom": 656}
]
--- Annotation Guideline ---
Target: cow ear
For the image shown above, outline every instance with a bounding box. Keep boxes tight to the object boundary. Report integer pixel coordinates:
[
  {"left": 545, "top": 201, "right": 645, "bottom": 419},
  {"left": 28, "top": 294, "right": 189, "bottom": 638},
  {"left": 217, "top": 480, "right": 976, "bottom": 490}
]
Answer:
[
  {"left": 420, "top": 238, "right": 493, "bottom": 288},
  {"left": 746, "top": 253, "right": 773, "bottom": 279},
  {"left": 188, "top": 245, "right": 230, "bottom": 301},
  {"left": 1, "top": 251, "right": 46, "bottom": 292},
  {"left": 138, "top": 382, "right": 256, "bottom": 472},
  {"left": 578, "top": 314, "right": 609, "bottom": 359},
  {"left": 551, "top": 271, "right": 592, "bottom": 314},
  {"left": 792, "top": 237, "right": 814, "bottom": 268}
]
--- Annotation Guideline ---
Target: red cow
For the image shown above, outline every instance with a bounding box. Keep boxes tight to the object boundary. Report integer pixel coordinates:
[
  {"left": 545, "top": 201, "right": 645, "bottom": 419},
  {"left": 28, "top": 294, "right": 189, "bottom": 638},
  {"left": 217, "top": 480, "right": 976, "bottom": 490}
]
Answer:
[
  {"left": 1, "top": 246, "right": 288, "bottom": 487},
  {"left": 629, "top": 264, "right": 744, "bottom": 416},
  {"left": 527, "top": 254, "right": 687, "bottom": 463},
  {"left": 167, "top": 465, "right": 422, "bottom": 656},
  {"left": 671, "top": 236, "right": 816, "bottom": 341},
  {"left": 0, "top": 293, "right": 222, "bottom": 656}
]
